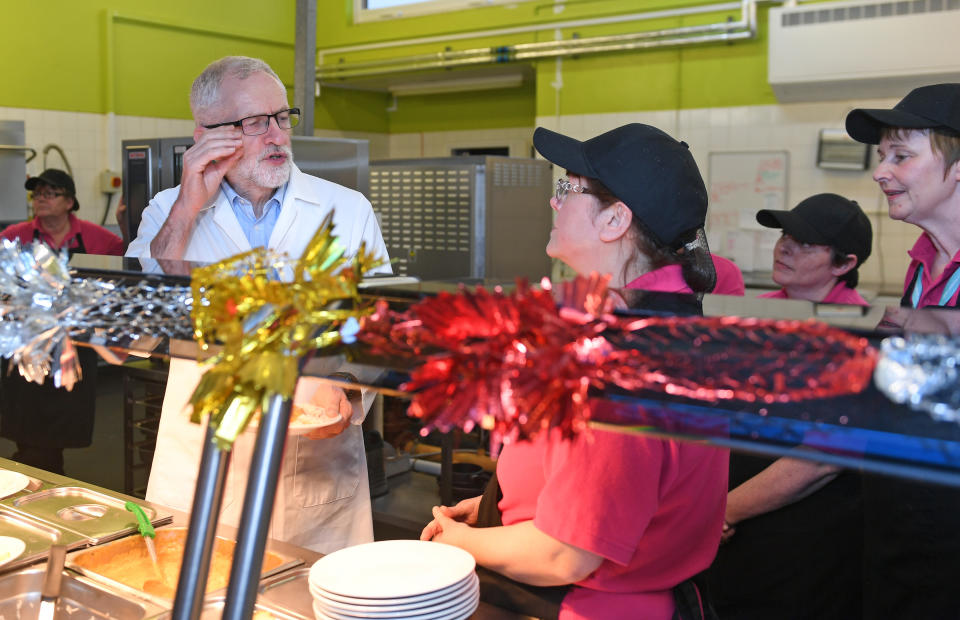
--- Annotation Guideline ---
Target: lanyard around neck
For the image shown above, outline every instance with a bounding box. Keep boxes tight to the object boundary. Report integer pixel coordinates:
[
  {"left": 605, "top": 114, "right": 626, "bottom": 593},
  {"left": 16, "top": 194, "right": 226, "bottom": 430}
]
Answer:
[{"left": 910, "top": 263, "right": 960, "bottom": 308}]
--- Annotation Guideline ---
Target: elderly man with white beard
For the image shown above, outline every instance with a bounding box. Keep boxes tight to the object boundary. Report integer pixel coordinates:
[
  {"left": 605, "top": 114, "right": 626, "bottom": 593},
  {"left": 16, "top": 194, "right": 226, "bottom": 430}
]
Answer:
[{"left": 126, "top": 56, "right": 391, "bottom": 553}]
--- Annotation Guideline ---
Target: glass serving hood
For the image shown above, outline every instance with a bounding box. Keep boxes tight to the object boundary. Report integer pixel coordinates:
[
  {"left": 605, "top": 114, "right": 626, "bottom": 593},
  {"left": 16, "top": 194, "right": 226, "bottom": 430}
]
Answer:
[{"left": 66, "top": 254, "right": 960, "bottom": 488}]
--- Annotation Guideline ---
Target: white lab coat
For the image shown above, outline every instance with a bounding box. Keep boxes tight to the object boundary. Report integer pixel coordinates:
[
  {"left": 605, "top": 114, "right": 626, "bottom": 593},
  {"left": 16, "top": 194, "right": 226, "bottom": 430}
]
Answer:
[
  {"left": 126, "top": 164, "right": 390, "bottom": 265},
  {"left": 133, "top": 165, "right": 391, "bottom": 554}
]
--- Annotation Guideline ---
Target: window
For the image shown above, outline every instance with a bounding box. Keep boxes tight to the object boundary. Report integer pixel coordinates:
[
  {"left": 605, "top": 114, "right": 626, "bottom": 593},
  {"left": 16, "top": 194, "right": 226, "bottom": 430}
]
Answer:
[{"left": 356, "top": 0, "right": 534, "bottom": 22}]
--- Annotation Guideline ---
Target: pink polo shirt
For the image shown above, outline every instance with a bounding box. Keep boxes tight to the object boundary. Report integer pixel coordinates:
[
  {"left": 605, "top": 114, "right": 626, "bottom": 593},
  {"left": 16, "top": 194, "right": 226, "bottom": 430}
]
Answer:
[
  {"left": 625, "top": 255, "right": 745, "bottom": 296},
  {"left": 758, "top": 281, "right": 869, "bottom": 306},
  {"left": 902, "top": 232, "right": 960, "bottom": 308},
  {"left": 497, "top": 429, "right": 728, "bottom": 619},
  {"left": 0, "top": 213, "right": 124, "bottom": 256}
]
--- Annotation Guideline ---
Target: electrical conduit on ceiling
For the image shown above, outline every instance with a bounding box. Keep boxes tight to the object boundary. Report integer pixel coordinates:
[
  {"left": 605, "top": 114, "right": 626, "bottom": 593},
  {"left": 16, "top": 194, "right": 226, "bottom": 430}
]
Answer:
[{"left": 317, "top": 0, "right": 756, "bottom": 83}]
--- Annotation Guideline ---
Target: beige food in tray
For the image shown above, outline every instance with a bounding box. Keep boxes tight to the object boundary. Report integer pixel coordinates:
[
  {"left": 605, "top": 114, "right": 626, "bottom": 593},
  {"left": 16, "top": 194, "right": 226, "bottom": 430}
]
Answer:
[{"left": 71, "top": 528, "right": 284, "bottom": 599}]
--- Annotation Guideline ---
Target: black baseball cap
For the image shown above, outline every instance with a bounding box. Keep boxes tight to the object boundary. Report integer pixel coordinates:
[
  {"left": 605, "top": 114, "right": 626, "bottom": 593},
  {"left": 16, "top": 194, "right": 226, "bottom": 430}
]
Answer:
[
  {"left": 846, "top": 83, "right": 960, "bottom": 144},
  {"left": 757, "top": 193, "right": 872, "bottom": 268},
  {"left": 25, "top": 169, "right": 79, "bottom": 211},
  {"left": 533, "top": 123, "right": 707, "bottom": 248}
]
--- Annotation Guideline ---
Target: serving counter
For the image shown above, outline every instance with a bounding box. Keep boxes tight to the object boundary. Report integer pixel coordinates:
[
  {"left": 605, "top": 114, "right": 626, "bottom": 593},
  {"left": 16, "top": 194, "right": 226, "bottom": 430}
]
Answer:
[
  {"left": 5, "top": 253, "right": 960, "bottom": 617},
  {"left": 0, "top": 458, "right": 527, "bottom": 619}
]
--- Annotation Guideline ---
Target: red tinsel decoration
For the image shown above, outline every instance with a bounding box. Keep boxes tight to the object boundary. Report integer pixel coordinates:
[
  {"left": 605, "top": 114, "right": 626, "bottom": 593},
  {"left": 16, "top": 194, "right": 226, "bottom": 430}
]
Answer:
[{"left": 359, "top": 274, "right": 877, "bottom": 446}]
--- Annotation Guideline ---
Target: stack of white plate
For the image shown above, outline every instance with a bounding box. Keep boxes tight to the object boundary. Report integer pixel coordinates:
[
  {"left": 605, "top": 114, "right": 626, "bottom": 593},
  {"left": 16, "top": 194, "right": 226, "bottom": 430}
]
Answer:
[{"left": 309, "top": 539, "right": 480, "bottom": 620}]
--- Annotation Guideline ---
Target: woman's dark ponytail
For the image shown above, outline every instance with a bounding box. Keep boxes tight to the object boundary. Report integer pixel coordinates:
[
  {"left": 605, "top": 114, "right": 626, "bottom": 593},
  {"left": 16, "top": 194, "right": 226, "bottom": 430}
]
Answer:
[{"left": 675, "top": 228, "right": 717, "bottom": 294}]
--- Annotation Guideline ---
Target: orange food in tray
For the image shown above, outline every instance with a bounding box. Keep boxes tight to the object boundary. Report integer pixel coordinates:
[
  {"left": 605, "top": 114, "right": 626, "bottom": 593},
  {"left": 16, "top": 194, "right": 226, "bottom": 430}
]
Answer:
[{"left": 71, "top": 528, "right": 284, "bottom": 599}]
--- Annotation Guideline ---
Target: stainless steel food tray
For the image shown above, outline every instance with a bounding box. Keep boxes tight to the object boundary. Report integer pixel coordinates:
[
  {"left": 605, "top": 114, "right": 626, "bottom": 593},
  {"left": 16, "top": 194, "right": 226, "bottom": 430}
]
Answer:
[
  {"left": 258, "top": 566, "right": 313, "bottom": 619},
  {"left": 0, "top": 506, "right": 87, "bottom": 573},
  {"left": 0, "top": 564, "right": 166, "bottom": 619},
  {"left": 67, "top": 527, "right": 303, "bottom": 609},
  {"left": 5, "top": 486, "right": 172, "bottom": 544}
]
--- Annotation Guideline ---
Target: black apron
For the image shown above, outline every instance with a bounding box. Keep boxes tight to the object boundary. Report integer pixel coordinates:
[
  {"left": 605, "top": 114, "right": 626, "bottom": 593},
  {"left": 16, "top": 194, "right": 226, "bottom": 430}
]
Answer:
[
  {"left": 704, "top": 454, "right": 862, "bottom": 620},
  {"left": 0, "top": 347, "right": 98, "bottom": 450},
  {"left": 863, "top": 267, "right": 960, "bottom": 617},
  {"left": 32, "top": 229, "right": 87, "bottom": 256}
]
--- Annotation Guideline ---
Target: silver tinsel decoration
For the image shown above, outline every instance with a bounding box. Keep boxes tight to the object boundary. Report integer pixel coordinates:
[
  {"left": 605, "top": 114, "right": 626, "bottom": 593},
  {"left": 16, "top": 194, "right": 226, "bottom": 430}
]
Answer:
[
  {"left": 0, "top": 239, "right": 193, "bottom": 388},
  {"left": 875, "top": 334, "right": 960, "bottom": 422}
]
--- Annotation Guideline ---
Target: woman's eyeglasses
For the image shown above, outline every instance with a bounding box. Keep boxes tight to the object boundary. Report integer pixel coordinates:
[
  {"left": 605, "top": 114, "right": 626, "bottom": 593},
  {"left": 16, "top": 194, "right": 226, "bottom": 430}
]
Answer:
[
  {"left": 32, "top": 189, "right": 67, "bottom": 200},
  {"left": 554, "top": 178, "right": 591, "bottom": 205}
]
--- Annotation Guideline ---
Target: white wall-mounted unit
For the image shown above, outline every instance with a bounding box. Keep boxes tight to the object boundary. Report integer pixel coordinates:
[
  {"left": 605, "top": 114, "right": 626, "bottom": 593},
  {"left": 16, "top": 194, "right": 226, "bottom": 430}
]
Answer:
[{"left": 769, "top": 0, "right": 960, "bottom": 102}]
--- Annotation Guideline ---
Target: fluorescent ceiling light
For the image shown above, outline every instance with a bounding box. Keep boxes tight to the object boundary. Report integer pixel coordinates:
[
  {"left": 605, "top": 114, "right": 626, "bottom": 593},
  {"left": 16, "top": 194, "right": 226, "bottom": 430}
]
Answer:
[{"left": 387, "top": 73, "right": 524, "bottom": 96}]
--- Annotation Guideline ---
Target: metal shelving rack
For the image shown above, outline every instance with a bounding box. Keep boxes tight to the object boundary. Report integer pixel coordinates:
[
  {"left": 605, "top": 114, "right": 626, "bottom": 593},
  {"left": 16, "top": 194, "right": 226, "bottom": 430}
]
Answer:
[{"left": 121, "top": 360, "right": 168, "bottom": 498}]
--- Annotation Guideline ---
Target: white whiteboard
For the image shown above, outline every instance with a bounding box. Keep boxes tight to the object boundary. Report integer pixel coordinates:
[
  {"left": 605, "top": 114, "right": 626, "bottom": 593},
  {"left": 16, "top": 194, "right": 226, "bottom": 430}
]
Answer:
[{"left": 707, "top": 151, "right": 789, "bottom": 272}]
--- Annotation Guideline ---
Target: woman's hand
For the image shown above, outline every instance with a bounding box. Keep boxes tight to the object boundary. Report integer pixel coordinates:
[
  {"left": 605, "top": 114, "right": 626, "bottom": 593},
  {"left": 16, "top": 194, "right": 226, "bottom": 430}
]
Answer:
[
  {"left": 420, "top": 496, "right": 481, "bottom": 541},
  {"left": 422, "top": 505, "right": 473, "bottom": 547},
  {"left": 720, "top": 520, "right": 736, "bottom": 544}
]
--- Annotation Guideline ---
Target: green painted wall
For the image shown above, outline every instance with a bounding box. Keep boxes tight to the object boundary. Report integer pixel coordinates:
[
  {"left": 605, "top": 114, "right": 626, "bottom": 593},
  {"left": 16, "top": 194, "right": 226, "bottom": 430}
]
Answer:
[
  {"left": 1, "top": 1, "right": 783, "bottom": 134},
  {"left": 0, "top": 1, "right": 387, "bottom": 132},
  {"left": 1, "top": 2, "right": 293, "bottom": 116}
]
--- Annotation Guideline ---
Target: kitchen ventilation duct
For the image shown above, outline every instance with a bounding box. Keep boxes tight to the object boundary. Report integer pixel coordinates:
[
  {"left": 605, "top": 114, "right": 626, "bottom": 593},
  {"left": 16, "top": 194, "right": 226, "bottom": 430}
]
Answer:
[{"left": 769, "top": 0, "right": 960, "bottom": 102}]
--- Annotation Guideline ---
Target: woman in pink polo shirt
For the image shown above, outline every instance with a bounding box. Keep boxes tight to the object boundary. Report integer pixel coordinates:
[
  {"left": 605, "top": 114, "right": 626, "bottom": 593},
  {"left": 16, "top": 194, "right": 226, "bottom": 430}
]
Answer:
[
  {"left": 754, "top": 193, "right": 872, "bottom": 306},
  {"left": 706, "top": 193, "right": 872, "bottom": 619},
  {"left": 1, "top": 169, "right": 123, "bottom": 256},
  {"left": 422, "top": 124, "right": 731, "bottom": 620},
  {"left": 843, "top": 83, "right": 960, "bottom": 618},
  {"left": 0, "top": 169, "right": 120, "bottom": 476}
]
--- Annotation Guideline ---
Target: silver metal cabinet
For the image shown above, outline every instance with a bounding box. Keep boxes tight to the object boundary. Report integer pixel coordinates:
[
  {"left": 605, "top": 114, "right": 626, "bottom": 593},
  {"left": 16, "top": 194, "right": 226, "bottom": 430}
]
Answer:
[
  {"left": 369, "top": 156, "right": 553, "bottom": 281},
  {"left": 0, "top": 121, "right": 29, "bottom": 225}
]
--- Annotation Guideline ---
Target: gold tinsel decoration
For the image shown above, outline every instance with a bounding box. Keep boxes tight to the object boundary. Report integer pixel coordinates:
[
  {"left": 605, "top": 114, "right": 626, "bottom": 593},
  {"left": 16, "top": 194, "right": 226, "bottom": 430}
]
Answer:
[{"left": 188, "top": 211, "right": 382, "bottom": 450}]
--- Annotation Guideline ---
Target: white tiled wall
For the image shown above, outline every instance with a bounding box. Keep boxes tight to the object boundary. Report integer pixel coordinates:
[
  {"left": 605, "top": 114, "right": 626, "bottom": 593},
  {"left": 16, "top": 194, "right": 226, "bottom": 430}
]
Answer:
[
  {"left": 0, "top": 106, "right": 194, "bottom": 228},
  {"left": 1, "top": 100, "right": 921, "bottom": 294}
]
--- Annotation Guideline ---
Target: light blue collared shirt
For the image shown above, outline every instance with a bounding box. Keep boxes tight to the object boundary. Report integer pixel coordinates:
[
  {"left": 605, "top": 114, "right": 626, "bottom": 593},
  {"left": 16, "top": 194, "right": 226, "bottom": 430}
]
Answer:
[{"left": 220, "top": 181, "right": 286, "bottom": 249}]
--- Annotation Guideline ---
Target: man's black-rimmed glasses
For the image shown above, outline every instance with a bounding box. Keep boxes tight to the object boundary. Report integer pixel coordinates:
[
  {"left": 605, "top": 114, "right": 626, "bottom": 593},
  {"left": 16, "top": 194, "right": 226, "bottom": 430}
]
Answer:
[{"left": 202, "top": 108, "right": 301, "bottom": 136}]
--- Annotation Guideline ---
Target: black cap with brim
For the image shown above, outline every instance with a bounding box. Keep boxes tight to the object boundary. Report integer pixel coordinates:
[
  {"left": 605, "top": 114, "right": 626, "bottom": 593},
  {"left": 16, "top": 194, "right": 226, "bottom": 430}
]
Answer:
[
  {"left": 846, "top": 83, "right": 960, "bottom": 144},
  {"left": 25, "top": 168, "right": 79, "bottom": 211},
  {"left": 845, "top": 108, "right": 945, "bottom": 145},
  {"left": 532, "top": 129, "right": 599, "bottom": 180},
  {"left": 756, "top": 193, "right": 872, "bottom": 267},
  {"left": 533, "top": 124, "right": 707, "bottom": 248},
  {"left": 756, "top": 209, "right": 831, "bottom": 246}
]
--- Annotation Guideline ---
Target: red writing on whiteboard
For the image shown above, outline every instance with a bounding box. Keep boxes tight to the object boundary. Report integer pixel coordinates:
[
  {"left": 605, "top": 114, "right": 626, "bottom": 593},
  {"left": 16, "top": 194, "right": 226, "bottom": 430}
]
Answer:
[
  {"left": 710, "top": 181, "right": 750, "bottom": 203},
  {"left": 754, "top": 158, "right": 784, "bottom": 193}
]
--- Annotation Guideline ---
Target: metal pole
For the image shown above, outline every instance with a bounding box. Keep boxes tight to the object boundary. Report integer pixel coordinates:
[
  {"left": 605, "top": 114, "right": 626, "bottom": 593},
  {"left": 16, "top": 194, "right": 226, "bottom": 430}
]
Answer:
[
  {"left": 294, "top": 0, "right": 317, "bottom": 136},
  {"left": 440, "top": 432, "right": 454, "bottom": 506},
  {"left": 222, "top": 393, "right": 293, "bottom": 619},
  {"left": 171, "top": 423, "right": 232, "bottom": 620}
]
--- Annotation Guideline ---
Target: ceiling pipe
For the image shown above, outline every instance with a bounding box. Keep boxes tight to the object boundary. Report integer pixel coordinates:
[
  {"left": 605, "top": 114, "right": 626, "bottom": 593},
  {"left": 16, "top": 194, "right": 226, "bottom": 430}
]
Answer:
[
  {"left": 318, "top": 18, "right": 749, "bottom": 79},
  {"left": 318, "top": 1, "right": 746, "bottom": 59},
  {"left": 317, "top": 0, "right": 755, "bottom": 85},
  {"left": 515, "top": 30, "right": 755, "bottom": 61}
]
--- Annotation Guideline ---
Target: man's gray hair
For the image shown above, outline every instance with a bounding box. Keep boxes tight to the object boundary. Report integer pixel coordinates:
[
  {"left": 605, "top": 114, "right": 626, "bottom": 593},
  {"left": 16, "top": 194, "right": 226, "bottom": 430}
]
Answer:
[{"left": 190, "top": 56, "right": 284, "bottom": 120}]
